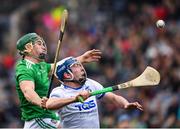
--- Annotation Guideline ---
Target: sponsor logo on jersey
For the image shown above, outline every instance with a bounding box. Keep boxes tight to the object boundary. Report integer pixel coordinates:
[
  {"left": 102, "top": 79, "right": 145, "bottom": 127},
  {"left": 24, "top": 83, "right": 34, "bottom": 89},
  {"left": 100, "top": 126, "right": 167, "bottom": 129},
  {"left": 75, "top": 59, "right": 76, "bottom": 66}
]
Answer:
[{"left": 75, "top": 100, "right": 96, "bottom": 111}]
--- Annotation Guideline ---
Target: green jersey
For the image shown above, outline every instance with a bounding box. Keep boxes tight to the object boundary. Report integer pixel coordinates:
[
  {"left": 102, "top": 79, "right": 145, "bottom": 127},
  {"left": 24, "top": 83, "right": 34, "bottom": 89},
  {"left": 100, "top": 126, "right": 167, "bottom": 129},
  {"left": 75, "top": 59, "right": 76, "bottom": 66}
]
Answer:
[{"left": 15, "top": 59, "right": 58, "bottom": 121}]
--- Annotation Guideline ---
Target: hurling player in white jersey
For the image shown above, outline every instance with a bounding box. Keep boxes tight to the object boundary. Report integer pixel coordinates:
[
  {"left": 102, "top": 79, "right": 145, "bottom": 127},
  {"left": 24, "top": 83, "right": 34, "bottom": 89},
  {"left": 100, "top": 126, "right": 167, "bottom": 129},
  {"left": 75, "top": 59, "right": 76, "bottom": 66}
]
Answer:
[{"left": 42, "top": 57, "right": 143, "bottom": 128}]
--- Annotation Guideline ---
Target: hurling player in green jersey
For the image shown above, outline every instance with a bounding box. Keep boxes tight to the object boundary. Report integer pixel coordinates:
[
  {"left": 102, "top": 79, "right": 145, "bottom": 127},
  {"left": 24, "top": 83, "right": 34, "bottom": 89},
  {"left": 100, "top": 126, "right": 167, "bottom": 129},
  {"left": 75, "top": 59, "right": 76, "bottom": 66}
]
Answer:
[{"left": 15, "top": 33, "right": 101, "bottom": 128}]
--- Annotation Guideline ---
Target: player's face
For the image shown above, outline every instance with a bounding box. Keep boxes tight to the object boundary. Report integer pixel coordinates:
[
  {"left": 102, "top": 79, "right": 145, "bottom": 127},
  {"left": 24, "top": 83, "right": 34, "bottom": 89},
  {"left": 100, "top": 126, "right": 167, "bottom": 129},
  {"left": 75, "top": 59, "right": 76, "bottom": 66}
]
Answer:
[
  {"left": 32, "top": 39, "right": 47, "bottom": 59},
  {"left": 70, "top": 62, "right": 87, "bottom": 84}
]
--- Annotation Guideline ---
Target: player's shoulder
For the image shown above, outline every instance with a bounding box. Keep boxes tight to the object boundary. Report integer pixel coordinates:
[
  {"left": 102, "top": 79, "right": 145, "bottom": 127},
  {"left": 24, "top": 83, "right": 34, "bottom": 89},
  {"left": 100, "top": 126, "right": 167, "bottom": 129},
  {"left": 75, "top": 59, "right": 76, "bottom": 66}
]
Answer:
[
  {"left": 16, "top": 60, "right": 24, "bottom": 66},
  {"left": 39, "top": 61, "right": 49, "bottom": 66},
  {"left": 16, "top": 59, "right": 34, "bottom": 70},
  {"left": 86, "top": 78, "right": 98, "bottom": 83},
  {"left": 51, "top": 85, "right": 64, "bottom": 93},
  {"left": 85, "top": 78, "right": 104, "bottom": 92},
  {"left": 85, "top": 78, "right": 101, "bottom": 86},
  {"left": 50, "top": 85, "right": 65, "bottom": 98}
]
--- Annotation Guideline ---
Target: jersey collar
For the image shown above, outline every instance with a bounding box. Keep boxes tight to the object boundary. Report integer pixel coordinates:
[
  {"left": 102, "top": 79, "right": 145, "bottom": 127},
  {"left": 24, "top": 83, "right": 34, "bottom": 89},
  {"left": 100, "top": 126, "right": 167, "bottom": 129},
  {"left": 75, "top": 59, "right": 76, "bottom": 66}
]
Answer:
[
  {"left": 24, "top": 59, "right": 35, "bottom": 64},
  {"left": 63, "top": 84, "right": 84, "bottom": 90}
]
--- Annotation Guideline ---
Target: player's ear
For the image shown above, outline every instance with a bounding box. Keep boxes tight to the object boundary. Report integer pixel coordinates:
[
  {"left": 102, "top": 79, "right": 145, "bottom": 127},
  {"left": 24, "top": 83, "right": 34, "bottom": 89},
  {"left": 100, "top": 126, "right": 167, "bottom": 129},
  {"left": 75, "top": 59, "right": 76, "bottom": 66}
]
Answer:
[
  {"left": 63, "top": 73, "right": 72, "bottom": 79},
  {"left": 24, "top": 43, "right": 33, "bottom": 53}
]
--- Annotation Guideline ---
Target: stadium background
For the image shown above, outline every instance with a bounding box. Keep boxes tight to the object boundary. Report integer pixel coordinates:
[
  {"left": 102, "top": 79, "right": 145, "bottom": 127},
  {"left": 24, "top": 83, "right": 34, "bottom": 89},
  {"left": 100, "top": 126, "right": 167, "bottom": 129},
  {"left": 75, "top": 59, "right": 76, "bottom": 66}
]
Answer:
[{"left": 0, "top": 0, "right": 179, "bottom": 128}]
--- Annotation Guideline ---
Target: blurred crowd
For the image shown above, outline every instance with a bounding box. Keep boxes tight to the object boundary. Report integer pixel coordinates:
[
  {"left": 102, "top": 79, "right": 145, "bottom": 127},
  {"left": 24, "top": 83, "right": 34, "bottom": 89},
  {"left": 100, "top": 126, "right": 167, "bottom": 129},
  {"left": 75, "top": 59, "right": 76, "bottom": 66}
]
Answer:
[{"left": 0, "top": 0, "right": 180, "bottom": 128}]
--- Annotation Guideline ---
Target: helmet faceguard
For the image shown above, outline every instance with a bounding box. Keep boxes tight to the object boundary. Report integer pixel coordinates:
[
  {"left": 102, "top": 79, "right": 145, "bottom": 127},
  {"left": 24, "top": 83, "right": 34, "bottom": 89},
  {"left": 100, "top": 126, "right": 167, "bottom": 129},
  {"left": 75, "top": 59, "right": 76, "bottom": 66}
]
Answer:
[{"left": 55, "top": 57, "right": 87, "bottom": 85}]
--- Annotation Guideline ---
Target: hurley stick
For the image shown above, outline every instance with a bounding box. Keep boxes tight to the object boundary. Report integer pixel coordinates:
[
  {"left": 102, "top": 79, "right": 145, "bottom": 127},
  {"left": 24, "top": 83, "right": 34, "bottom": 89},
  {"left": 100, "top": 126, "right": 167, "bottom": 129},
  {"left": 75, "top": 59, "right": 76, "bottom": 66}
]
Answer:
[
  {"left": 78, "top": 66, "right": 160, "bottom": 102},
  {"left": 47, "top": 9, "right": 68, "bottom": 98}
]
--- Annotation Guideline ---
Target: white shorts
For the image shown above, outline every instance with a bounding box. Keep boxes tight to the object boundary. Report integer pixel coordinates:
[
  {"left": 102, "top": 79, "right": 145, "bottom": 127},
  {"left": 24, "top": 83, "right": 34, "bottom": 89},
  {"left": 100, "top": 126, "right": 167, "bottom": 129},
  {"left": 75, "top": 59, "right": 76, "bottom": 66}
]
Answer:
[{"left": 24, "top": 118, "right": 60, "bottom": 128}]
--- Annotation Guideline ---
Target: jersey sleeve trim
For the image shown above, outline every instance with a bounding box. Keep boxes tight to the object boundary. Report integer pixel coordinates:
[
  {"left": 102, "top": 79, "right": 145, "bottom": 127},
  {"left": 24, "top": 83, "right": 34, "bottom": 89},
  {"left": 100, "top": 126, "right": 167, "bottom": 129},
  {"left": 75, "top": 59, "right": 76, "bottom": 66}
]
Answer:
[
  {"left": 50, "top": 94, "right": 60, "bottom": 98},
  {"left": 18, "top": 76, "right": 35, "bottom": 83}
]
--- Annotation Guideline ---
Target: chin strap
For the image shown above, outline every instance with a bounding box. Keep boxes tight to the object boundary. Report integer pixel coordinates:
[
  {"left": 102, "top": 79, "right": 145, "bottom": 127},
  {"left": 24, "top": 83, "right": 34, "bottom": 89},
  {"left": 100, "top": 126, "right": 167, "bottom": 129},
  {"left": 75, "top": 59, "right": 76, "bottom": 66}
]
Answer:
[
  {"left": 63, "top": 68, "right": 87, "bottom": 85},
  {"left": 64, "top": 79, "right": 86, "bottom": 86},
  {"left": 69, "top": 78, "right": 86, "bottom": 85}
]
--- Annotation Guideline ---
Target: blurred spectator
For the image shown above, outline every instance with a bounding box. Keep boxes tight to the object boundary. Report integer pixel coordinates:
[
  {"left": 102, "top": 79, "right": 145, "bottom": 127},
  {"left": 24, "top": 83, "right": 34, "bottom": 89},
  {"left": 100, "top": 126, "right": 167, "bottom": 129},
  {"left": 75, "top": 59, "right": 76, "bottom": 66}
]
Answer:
[{"left": 116, "top": 114, "right": 131, "bottom": 128}]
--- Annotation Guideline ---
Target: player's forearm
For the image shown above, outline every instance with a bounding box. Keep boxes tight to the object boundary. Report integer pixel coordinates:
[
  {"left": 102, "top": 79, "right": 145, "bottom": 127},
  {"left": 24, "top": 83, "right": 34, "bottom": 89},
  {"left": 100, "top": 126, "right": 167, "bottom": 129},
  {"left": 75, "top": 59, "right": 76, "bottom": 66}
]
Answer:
[
  {"left": 46, "top": 97, "right": 76, "bottom": 110},
  {"left": 113, "top": 95, "right": 130, "bottom": 108},
  {"left": 20, "top": 81, "right": 42, "bottom": 107},
  {"left": 105, "top": 93, "right": 129, "bottom": 108},
  {"left": 76, "top": 56, "right": 84, "bottom": 64},
  {"left": 23, "top": 90, "right": 42, "bottom": 107}
]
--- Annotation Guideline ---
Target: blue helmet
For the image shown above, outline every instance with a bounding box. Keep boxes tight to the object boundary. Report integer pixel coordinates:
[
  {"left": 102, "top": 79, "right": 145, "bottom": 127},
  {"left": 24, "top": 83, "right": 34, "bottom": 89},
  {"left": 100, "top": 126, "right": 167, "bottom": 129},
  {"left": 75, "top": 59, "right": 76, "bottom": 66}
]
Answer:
[
  {"left": 55, "top": 57, "right": 78, "bottom": 82},
  {"left": 55, "top": 57, "right": 87, "bottom": 85}
]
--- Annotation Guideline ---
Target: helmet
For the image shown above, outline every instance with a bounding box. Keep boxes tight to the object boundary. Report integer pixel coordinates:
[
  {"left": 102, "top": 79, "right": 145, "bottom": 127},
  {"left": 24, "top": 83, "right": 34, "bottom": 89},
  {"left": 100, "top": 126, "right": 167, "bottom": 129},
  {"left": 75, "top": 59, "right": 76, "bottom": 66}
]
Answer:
[
  {"left": 55, "top": 57, "right": 78, "bottom": 82},
  {"left": 17, "top": 33, "right": 47, "bottom": 60},
  {"left": 55, "top": 57, "right": 87, "bottom": 85},
  {"left": 17, "top": 33, "right": 41, "bottom": 51}
]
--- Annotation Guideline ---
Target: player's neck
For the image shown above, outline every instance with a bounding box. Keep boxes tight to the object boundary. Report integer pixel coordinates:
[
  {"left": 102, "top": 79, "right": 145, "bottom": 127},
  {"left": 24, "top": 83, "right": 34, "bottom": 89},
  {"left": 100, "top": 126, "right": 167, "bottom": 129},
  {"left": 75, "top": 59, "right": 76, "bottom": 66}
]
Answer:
[{"left": 64, "top": 82, "right": 81, "bottom": 88}]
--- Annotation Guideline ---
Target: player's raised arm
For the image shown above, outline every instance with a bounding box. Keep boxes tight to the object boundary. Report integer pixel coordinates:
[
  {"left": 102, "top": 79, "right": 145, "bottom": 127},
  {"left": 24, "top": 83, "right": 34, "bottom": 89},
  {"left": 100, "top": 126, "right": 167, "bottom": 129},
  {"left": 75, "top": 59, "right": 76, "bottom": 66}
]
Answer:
[
  {"left": 50, "top": 49, "right": 101, "bottom": 73},
  {"left": 76, "top": 49, "right": 102, "bottom": 63}
]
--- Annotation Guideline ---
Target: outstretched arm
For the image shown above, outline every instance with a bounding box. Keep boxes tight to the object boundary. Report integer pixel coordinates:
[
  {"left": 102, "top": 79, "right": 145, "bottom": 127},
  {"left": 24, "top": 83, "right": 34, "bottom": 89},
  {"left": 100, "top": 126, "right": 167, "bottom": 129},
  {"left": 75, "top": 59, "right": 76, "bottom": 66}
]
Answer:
[
  {"left": 76, "top": 49, "right": 101, "bottom": 64},
  {"left": 50, "top": 49, "right": 101, "bottom": 73},
  {"left": 103, "top": 92, "right": 143, "bottom": 111}
]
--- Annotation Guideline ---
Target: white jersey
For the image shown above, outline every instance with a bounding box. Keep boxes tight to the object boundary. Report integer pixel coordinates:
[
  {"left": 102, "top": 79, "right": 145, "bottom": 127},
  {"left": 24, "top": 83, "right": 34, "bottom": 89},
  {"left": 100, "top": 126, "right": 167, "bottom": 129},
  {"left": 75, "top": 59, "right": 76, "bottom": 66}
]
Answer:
[{"left": 50, "top": 78, "right": 105, "bottom": 128}]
